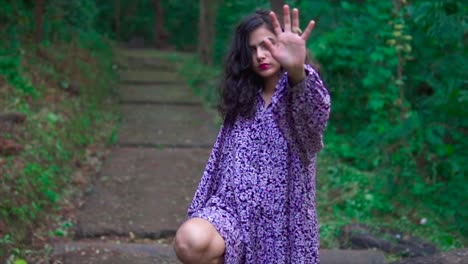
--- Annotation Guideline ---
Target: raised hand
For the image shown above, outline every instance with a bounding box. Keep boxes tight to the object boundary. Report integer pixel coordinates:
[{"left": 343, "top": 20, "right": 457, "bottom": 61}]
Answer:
[{"left": 263, "top": 5, "right": 316, "bottom": 83}]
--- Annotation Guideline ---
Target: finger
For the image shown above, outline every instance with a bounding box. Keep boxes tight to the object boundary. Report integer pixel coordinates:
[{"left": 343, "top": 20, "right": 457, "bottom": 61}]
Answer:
[
  {"left": 262, "top": 37, "right": 275, "bottom": 55},
  {"left": 269, "top": 12, "right": 282, "bottom": 35},
  {"left": 301, "top": 20, "right": 316, "bottom": 41},
  {"left": 283, "top": 5, "right": 291, "bottom": 32},
  {"left": 292, "top": 8, "right": 299, "bottom": 33}
]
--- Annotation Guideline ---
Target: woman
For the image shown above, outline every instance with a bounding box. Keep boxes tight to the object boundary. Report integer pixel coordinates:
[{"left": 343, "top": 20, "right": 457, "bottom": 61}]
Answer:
[{"left": 174, "top": 5, "right": 330, "bottom": 264}]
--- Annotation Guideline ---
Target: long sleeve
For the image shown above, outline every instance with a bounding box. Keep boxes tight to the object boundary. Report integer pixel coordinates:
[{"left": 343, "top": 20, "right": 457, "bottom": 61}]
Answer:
[
  {"left": 273, "top": 64, "right": 331, "bottom": 166},
  {"left": 187, "top": 124, "right": 228, "bottom": 217}
]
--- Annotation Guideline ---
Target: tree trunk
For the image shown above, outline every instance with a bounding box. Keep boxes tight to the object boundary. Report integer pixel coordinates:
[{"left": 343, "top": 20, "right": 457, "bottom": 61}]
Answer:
[
  {"left": 198, "top": 0, "right": 219, "bottom": 65},
  {"left": 153, "top": 0, "right": 169, "bottom": 48},
  {"left": 35, "top": 0, "right": 44, "bottom": 44},
  {"left": 122, "top": 0, "right": 145, "bottom": 47},
  {"left": 124, "top": 1, "right": 139, "bottom": 20},
  {"left": 270, "top": 0, "right": 284, "bottom": 24},
  {"left": 115, "top": 0, "right": 121, "bottom": 41}
]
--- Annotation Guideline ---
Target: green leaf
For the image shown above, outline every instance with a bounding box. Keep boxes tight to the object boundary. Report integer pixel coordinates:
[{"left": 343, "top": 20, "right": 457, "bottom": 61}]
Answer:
[
  {"left": 60, "top": 80, "right": 70, "bottom": 89},
  {"left": 412, "top": 182, "right": 425, "bottom": 195},
  {"left": 55, "top": 229, "right": 66, "bottom": 237},
  {"left": 425, "top": 129, "right": 443, "bottom": 146},
  {"left": 46, "top": 112, "right": 62, "bottom": 124},
  {"left": 368, "top": 96, "right": 385, "bottom": 110},
  {"left": 370, "top": 52, "right": 384, "bottom": 62},
  {"left": 14, "top": 259, "right": 28, "bottom": 264}
]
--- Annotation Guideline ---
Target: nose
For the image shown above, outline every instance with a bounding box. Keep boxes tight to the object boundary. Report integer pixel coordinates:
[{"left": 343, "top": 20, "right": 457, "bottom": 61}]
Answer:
[{"left": 256, "top": 46, "right": 267, "bottom": 61}]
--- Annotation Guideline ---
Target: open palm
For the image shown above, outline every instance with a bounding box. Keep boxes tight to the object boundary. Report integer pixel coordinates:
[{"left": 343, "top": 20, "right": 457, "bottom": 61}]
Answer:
[{"left": 264, "top": 5, "right": 316, "bottom": 71}]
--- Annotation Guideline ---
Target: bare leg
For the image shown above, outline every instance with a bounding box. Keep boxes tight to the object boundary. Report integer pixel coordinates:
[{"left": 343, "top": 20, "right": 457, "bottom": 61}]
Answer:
[{"left": 173, "top": 218, "right": 225, "bottom": 264}]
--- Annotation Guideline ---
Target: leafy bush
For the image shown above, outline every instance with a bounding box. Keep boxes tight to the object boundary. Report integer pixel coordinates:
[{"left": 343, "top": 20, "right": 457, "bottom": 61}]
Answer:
[{"left": 308, "top": 0, "right": 467, "bottom": 239}]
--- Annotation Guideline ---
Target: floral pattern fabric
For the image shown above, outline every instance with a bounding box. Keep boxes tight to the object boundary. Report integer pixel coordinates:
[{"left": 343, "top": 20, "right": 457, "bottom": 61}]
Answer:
[{"left": 188, "top": 64, "right": 331, "bottom": 264}]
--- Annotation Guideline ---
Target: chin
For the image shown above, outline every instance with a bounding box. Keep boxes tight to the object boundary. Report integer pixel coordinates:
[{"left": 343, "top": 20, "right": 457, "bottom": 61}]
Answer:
[{"left": 256, "top": 68, "right": 280, "bottom": 79}]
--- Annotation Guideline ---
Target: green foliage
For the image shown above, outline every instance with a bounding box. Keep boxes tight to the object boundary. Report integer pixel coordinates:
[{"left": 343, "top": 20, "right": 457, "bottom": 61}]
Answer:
[
  {"left": 44, "top": 0, "right": 98, "bottom": 42},
  {"left": 162, "top": 0, "right": 199, "bottom": 50},
  {"left": 14, "top": 259, "right": 27, "bottom": 264},
  {"left": 0, "top": 1, "right": 36, "bottom": 95},
  {"left": 0, "top": 0, "right": 118, "bottom": 259},
  {"left": 308, "top": 0, "right": 467, "bottom": 242},
  {"left": 0, "top": 51, "right": 37, "bottom": 96},
  {"left": 0, "top": 234, "right": 13, "bottom": 257},
  {"left": 178, "top": 55, "right": 221, "bottom": 108},
  {"left": 94, "top": 0, "right": 199, "bottom": 50},
  {"left": 51, "top": 220, "right": 73, "bottom": 237},
  {"left": 95, "top": 1, "right": 154, "bottom": 41},
  {"left": 214, "top": 0, "right": 269, "bottom": 63}
]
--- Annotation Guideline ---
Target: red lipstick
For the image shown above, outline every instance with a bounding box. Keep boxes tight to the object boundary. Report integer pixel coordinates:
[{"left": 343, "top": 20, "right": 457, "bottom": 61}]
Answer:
[{"left": 259, "top": 63, "right": 270, "bottom": 70}]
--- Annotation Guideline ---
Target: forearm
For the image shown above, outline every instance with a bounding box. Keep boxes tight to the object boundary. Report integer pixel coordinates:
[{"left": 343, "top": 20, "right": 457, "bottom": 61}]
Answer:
[{"left": 286, "top": 64, "right": 306, "bottom": 86}]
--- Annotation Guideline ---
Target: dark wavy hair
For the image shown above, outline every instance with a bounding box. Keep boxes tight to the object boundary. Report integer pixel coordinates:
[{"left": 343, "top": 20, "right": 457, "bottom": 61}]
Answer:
[{"left": 217, "top": 9, "right": 274, "bottom": 124}]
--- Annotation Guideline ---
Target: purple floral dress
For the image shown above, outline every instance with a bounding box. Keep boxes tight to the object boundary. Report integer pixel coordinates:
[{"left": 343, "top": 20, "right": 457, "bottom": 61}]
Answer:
[{"left": 188, "top": 64, "right": 331, "bottom": 263}]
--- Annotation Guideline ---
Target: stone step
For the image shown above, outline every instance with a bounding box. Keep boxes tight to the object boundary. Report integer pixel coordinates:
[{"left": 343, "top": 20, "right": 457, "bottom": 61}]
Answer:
[
  {"left": 117, "top": 57, "right": 183, "bottom": 71},
  {"left": 119, "top": 84, "right": 200, "bottom": 104},
  {"left": 119, "top": 70, "right": 184, "bottom": 84},
  {"left": 390, "top": 248, "right": 468, "bottom": 264},
  {"left": 116, "top": 57, "right": 179, "bottom": 71},
  {"left": 321, "top": 249, "right": 385, "bottom": 264},
  {"left": 117, "top": 104, "right": 218, "bottom": 148},
  {"left": 53, "top": 241, "right": 180, "bottom": 264},
  {"left": 53, "top": 242, "right": 385, "bottom": 264},
  {"left": 115, "top": 49, "right": 191, "bottom": 71},
  {"left": 76, "top": 147, "right": 210, "bottom": 238},
  {"left": 118, "top": 61, "right": 178, "bottom": 71},
  {"left": 116, "top": 48, "right": 192, "bottom": 60}
]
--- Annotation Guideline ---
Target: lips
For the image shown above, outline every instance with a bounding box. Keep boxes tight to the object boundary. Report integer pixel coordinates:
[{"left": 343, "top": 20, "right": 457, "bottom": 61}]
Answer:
[{"left": 259, "top": 63, "right": 270, "bottom": 70}]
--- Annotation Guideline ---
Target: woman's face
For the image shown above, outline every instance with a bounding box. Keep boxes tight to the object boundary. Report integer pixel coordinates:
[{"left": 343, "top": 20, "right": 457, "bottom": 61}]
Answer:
[{"left": 249, "top": 25, "right": 281, "bottom": 80}]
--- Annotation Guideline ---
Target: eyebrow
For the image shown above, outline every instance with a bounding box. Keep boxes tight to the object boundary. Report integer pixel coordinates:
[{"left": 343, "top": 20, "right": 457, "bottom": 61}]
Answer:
[{"left": 249, "top": 37, "right": 276, "bottom": 48}]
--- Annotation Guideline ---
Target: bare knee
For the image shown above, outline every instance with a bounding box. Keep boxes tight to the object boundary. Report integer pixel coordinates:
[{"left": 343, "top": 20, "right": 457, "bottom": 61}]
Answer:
[
  {"left": 173, "top": 218, "right": 225, "bottom": 264},
  {"left": 174, "top": 218, "right": 211, "bottom": 254}
]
